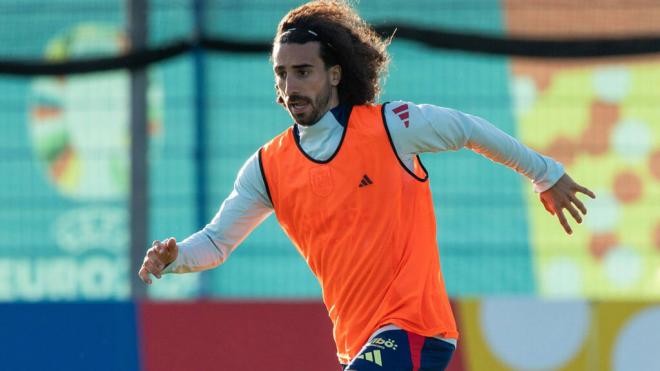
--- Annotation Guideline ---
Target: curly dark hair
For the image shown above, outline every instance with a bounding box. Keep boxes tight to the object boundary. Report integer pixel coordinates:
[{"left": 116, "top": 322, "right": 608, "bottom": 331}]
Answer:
[{"left": 273, "top": 0, "right": 391, "bottom": 106}]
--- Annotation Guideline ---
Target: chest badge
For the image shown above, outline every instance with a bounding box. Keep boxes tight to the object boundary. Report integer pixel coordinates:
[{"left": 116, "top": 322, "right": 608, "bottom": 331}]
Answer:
[{"left": 309, "top": 167, "right": 334, "bottom": 197}]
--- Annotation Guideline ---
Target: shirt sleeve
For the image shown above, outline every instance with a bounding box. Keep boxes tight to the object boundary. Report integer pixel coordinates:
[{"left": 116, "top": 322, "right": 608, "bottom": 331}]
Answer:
[
  {"left": 163, "top": 151, "right": 274, "bottom": 274},
  {"left": 384, "top": 101, "right": 565, "bottom": 193}
]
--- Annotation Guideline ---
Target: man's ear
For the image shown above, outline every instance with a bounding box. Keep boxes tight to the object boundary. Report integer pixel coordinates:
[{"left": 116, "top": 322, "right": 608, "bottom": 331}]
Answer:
[{"left": 330, "top": 65, "right": 341, "bottom": 86}]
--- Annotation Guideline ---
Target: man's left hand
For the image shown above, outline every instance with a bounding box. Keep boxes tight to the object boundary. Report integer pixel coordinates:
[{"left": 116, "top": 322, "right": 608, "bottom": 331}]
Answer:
[{"left": 539, "top": 173, "right": 596, "bottom": 235}]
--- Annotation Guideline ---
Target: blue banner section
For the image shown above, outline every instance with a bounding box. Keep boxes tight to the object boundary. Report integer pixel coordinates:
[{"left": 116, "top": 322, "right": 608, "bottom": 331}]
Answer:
[{"left": 0, "top": 302, "right": 140, "bottom": 371}]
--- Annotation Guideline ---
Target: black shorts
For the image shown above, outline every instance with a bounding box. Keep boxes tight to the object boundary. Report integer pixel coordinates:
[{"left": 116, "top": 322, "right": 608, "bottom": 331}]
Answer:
[{"left": 341, "top": 329, "right": 455, "bottom": 371}]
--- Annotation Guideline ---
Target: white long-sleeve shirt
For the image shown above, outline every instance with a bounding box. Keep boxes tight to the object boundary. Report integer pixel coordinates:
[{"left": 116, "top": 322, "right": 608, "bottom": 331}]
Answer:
[{"left": 164, "top": 101, "right": 564, "bottom": 274}]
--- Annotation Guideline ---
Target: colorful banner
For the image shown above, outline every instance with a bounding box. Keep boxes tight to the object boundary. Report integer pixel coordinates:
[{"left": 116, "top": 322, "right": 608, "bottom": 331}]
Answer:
[
  {"left": 507, "top": 0, "right": 660, "bottom": 299},
  {"left": 459, "top": 298, "right": 660, "bottom": 371}
]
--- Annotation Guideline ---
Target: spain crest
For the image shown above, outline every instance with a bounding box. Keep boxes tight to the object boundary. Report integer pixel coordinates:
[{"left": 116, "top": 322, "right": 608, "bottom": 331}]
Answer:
[{"left": 309, "top": 166, "right": 334, "bottom": 197}]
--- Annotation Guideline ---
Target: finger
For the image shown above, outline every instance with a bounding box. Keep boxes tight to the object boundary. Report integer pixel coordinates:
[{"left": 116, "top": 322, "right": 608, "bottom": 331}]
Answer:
[
  {"left": 138, "top": 266, "right": 152, "bottom": 285},
  {"left": 564, "top": 203, "right": 583, "bottom": 224},
  {"left": 165, "top": 237, "right": 177, "bottom": 252},
  {"left": 576, "top": 185, "right": 596, "bottom": 199},
  {"left": 147, "top": 247, "right": 158, "bottom": 259},
  {"left": 540, "top": 196, "right": 554, "bottom": 215},
  {"left": 150, "top": 255, "right": 166, "bottom": 271},
  {"left": 151, "top": 240, "right": 164, "bottom": 255},
  {"left": 147, "top": 253, "right": 166, "bottom": 272},
  {"left": 556, "top": 208, "right": 573, "bottom": 235},
  {"left": 156, "top": 241, "right": 165, "bottom": 254},
  {"left": 570, "top": 194, "right": 587, "bottom": 215},
  {"left": 144, "top": 259, "right": 162, "bottom": 279}
]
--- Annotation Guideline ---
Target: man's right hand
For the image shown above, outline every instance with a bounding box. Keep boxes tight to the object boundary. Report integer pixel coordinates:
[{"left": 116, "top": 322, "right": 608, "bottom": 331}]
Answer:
[{"left": 138, "top": 237, "right": 178, "bottom": 285}]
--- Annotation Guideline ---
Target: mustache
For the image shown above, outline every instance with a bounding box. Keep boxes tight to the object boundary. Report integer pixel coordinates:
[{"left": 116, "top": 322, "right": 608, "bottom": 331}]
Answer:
[{"left": 287, "top": 95, "right": 311, "bottom": 105}]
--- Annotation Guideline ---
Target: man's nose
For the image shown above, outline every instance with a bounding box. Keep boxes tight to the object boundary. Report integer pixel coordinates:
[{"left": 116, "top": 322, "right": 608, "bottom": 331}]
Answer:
[{"left": 283, "top": 75, "right": 299, "bottom": 97}]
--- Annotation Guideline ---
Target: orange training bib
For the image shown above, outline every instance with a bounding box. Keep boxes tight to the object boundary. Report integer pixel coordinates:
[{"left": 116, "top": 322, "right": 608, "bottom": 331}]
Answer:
[{"left": 259, "top": 104, "right": 457, "bottom": 364}]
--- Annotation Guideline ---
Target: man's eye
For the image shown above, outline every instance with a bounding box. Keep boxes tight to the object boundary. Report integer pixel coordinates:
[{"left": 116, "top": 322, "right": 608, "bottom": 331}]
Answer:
[
  {"left": 298, "top": 70, "right": 310, "bottom": 77},
  {"left": 276, "top": 71, "right": 286, "bottom": 79}
]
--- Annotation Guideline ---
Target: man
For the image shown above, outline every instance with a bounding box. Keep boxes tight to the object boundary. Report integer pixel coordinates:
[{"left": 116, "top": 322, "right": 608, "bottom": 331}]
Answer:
[{"left": 139, "top": 1, "right": 595, "bottom": 369}]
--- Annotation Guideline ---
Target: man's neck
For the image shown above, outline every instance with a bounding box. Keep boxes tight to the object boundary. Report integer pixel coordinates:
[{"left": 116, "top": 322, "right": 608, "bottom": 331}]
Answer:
[
  {"left": 292, "top": 104, "right": 353, "bottom": 161},
  {"left": 297, "top": 104, "right": 348, "bottom": 128}
]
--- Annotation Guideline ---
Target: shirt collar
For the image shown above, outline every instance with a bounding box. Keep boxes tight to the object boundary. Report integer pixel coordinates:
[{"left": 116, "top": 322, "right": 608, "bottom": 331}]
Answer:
[{"left": 294, "top": 104, "right": 351, "bottom": 142}]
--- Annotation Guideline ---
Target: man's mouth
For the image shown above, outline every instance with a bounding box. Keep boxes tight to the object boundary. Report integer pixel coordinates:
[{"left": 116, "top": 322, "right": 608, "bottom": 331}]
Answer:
[{"left": 288, "top": 99, "right": 310, "bottom": 115}]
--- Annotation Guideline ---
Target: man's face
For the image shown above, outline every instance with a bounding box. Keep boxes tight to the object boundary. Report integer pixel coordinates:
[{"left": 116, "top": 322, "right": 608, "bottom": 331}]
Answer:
[{"left": 273, "top": 41, "right": 340, "bottom": 126}]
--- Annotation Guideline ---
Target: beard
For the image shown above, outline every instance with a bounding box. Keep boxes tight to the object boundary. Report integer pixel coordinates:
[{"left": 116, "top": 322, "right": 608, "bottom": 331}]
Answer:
[{"left": 287, "top": 82, "right": 332, "bottom": 127}]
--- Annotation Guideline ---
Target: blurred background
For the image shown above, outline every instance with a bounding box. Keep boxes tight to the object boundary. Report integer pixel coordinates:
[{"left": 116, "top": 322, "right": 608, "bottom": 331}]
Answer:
[{"left": 1, "top": 0, "right": 659, "bottom": 370}]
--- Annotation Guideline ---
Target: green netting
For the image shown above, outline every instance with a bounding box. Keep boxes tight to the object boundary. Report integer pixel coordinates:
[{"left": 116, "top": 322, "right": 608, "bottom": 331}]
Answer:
[{"left": 2, "top": 0, "right": 659, "bottom": 301}]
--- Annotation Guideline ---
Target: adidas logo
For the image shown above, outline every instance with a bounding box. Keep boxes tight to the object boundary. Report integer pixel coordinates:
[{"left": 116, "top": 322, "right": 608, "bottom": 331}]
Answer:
[
  {"left": 356, "top": 349, "right": 383, "bottom": 366},
  {"left": 358, "top": 174, "right": 373, "bottom": 188},
  {"left": 392, "top": 103, "right": 410, "bottom": 128}
]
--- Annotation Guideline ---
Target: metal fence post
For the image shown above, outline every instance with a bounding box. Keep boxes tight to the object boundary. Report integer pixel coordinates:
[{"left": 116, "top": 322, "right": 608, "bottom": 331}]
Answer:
[
  {"left": 193, "top": 0, "right": 210, "bottom": 297},
  {"left": 127, "top": 0, "right": 148, "bottom": 300}
]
